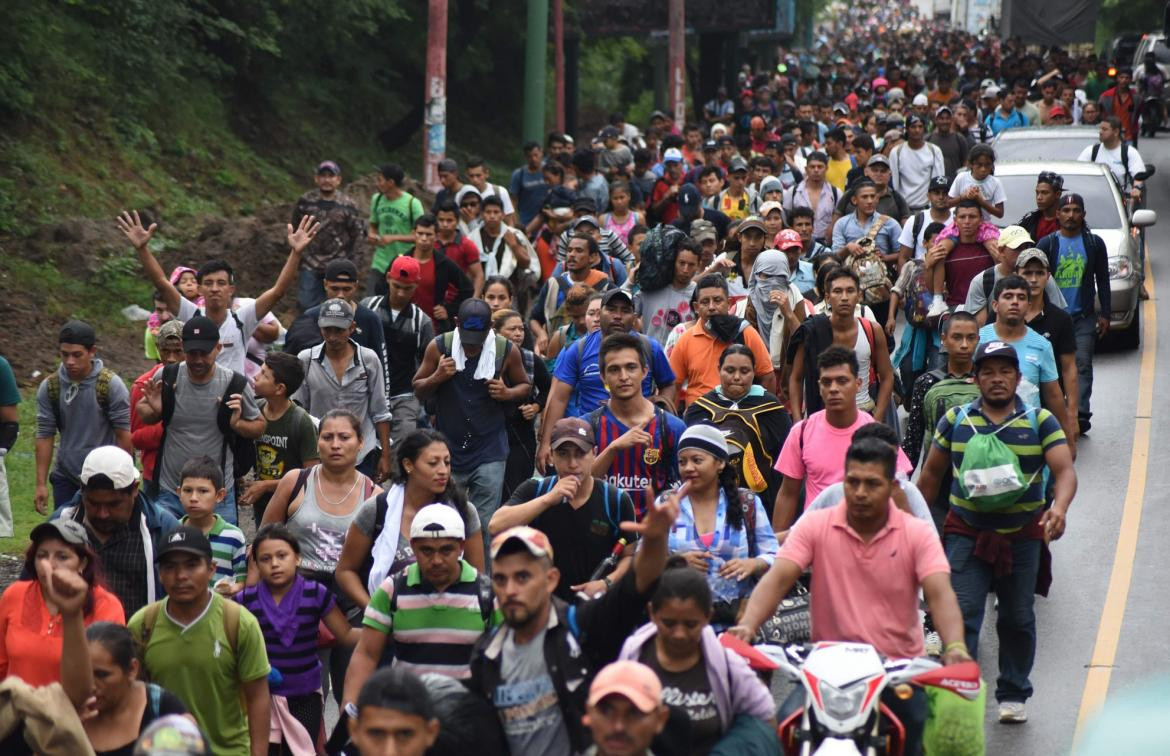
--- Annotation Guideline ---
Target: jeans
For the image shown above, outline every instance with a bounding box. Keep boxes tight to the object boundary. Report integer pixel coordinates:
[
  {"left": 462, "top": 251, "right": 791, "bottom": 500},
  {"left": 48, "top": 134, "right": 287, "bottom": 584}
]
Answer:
[
  {"left": 50, "top": 470, "right": 80, "bottom": 510},
  {"left": 945, "top": 533, "right": 1042, "bottom": 703},
  {"left": 155, "top": 486, "right": 239, "bottom": 525},
  {"left": 778, "top": 684, "right": 927, "bottom": 755},
  {"left": 1072, "top": 312, "right": 1097, "bottom": 424},
  {"left": 454, "top": 459, "right": 507, "bottom": 556},
  {"left": 297, "top": 269, "right": 326, "bottom": 313}
]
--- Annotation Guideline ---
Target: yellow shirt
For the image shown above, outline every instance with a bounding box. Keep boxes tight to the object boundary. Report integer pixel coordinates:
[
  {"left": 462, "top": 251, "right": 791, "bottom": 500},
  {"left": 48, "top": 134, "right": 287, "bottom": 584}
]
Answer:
[{"left": 826, "top": 157, "right": 853, "bottom": 191}]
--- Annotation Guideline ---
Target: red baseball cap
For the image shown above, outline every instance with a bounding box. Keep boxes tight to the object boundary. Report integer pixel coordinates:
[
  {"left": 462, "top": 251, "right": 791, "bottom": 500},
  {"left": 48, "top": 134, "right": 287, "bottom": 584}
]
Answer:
[
  {"left": 389, "top": 255, "right": 421, "bottom": 284},
  {"left": 774, "top": 229, "right": 803, "bottom": 251}
]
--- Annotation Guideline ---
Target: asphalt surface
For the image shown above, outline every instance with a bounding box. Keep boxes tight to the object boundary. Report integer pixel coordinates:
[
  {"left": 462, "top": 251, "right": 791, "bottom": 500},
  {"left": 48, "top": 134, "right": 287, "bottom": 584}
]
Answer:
[{"left": 976, "top": 136, "right": 1170, "bottom": 756}]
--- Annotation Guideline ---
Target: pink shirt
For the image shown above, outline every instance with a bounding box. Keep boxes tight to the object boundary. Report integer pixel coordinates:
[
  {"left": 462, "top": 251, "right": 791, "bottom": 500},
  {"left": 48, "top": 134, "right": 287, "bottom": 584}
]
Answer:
[
  {"left": 779, "top": 504, "right": 949, "bottom": 659},
  {"left": 774, "top": 411, "right": 912, "bottom": 502}
]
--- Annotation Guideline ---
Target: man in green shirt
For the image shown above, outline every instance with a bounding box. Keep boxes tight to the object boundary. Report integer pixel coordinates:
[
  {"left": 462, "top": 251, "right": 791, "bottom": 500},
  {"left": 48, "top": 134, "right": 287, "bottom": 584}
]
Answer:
[
  {"left": 128, "top": 525, "right": 271, "bottom": 756},
  {"left": 368, "top": 163, "right": 425, "bottom": 296}
]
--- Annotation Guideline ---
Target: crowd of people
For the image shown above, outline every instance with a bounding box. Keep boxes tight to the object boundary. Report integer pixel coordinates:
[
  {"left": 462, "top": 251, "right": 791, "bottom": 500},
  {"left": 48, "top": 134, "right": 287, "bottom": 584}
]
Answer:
[{"left": 1, "top": 2, "right": 1155, "bottom": 754}]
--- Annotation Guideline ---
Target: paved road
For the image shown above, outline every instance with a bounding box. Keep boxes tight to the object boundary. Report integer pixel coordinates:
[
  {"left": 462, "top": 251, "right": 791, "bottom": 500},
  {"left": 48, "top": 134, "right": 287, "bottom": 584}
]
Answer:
[{"left": 978, "top": 137, "right": 1170, "bottom": 755}]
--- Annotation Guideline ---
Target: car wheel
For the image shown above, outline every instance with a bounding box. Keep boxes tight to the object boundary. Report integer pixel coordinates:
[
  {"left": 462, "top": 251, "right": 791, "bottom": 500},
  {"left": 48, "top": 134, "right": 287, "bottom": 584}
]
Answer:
[{"left": 1117, "top": 305, "right": 1141, "bottom": 350}]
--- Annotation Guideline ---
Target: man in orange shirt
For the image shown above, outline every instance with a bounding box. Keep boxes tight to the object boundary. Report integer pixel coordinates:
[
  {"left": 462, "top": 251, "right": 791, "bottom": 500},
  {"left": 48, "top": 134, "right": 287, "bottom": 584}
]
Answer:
[{"left": 668, "top": 273, "right": 774, "bottom": 407}]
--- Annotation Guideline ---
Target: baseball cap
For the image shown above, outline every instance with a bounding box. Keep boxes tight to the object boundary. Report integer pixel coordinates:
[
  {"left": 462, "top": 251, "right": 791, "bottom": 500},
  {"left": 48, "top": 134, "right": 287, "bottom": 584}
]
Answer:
[
  {"left": 157, "top": 526, "right": 213, "bottom": 562},
  {"left": 324, "top": 259, "right": 359, "bottom": 283},
  {"left": 316, "top": 160, "right": 340, "bottom": 175},
  {"left": 702, "top": 139, "right": 719, "bottom": 152},
  {"left": 572, "top": 196, "right": 598, "bottom": 214},
  {"left": 1016, "top": 249, "right": 1051, "bottom": 270},
  {"left": 409, "top": 503, "right": 466, "bottom": 541},
  {"left": 571, "top": 215, "right": 600, "bottom": 232},
  {"left": 728, "top": 156, "right": 749, "bottom": 174},
  {"left": 998, "top": 226, "right": 1034, "bottom": 250},
  {"left": 832, "top": 102, "right": 850, "bottom": 115},
  {"left": 980, "top": 78, "right": 997, "bottom": 89},
  {"left": 905, "top": 114, "right": 926, "bottom": 128},
  {"left": 982, "top": 85, "right": 1001, "bottom": 98},
  {"left": 690, "top": 219, "right": 717, "bottom": 243},
  {"left": 600, "top": 288, "right": 637, "bottom": 311},
  {"left": 588, "top": 661, "right": 663, "bottom": 714},
  {"left": 30, "top": 519, "right": 90, "bottom": 547},
  {"left": 457, "top": 299, "right": 493, "bottom": 346},
  {"left": 600, "top": 125, "right": 620, "bottom": 139},
  {"left": 912, "top": 93, "right": 929, "bottom": 107},
  {"left": 774, "top": 229, "right": 803, "bottom": 250},
  {"left": 716, "top": 134, "right": 735, "bottom": 146},
  {"left": 759, "top": 200, "right": 784, "bottom": 217},
  {"left": 872, "top": 76, "right": 890, "bottom": 89},
  {"left": 550, "top": 417, "right": 596, "bottom": 452},
  {"left": 678, "top": 184, "right": 702, "bottom": 220},
  {"left": 182, "top": 316, "right": 219, "bottom": 352},
  {"left": 156, "top": 319, "right": 184, "bottom": 348},
  {"left": 738, "top": 216, "right": 766, "bottom": 235},
  {"left": 1048, "top": 104, "right": 1069, "bottom": 119},
  {"left": 59, "top": 320, "right": 96, "bottom": 348},
  {"left": 389, "top": 255, "right": 422, "bottom": 284},
  {"left": 318, "top": 298, "right": 356, "bottom": 329},
  {"left": 649, "top": 109, "right": 669, "bottom": 121},
  {"left": 935, "top": 105, "right": 953, "bottom": 116},
  {"left": 663, "top": 147, "right": 684, "bottom": 164},
  {"left": 867, "top": 153, "right": 890, "bottom": 168},
  {"left": 1059, "top": 192, "right": 1085, "bottom": 209},
  {"left": 80, "top": 445, "right": 141, "bottom": 489},
  {"left": 929, "top": 175, "right": 952, "bottom": 191},
  {"left": 1036, "top": 171, "right": 1064, "bottom": 190},
  {"left": 491, "top": 525, "right": 554, "bottom": 561},
  {"left": 974, "top": 340, "right": 1020, "bottom": 368}
]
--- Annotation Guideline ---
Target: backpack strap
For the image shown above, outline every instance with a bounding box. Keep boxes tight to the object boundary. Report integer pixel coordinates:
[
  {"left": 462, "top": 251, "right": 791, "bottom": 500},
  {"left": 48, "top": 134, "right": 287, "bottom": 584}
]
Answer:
[
  {"left": 857, "top": 317, "right": 878, "bottom": 388},
  {"left": 476, "top": 573, "right": 495, "bottom": 624},
  {"left": 150, "top": 363, "right": 182, "bottom": 494},
  {"left": 288, "top": 467, "right": 313, "bottom": 507},
  {"left": 1121, "top": 142, "right": 1132, "bottom": 186},
  {"left": 912, "top": 210, "right": 925, "bottom": 244},
  {"left": 982, "top": 267, "right": 997, "bottom": 304},
  {"left": 565, "top": 603, "right": 581, "bottom": 640},
  {"left": 96, "top": 368, "right": 113, "bottom": 419},
  {"left": 222, "top": 595, "right": 241, "bottom": 655},
  {"left": 1091, "top": 143, "right": 1100, "bottom": 162},
  {"left": 47, "top": 373, "right": 61, "bottom": 430},
  {"left": 218, "top": 371, "right": 249, "bottom": 472},
  {"left": 139, "top": 600, "right": 163, "bottom": 652},
  {"left": 536, "top": 475, "right": 557, "bottom": 498},
  {"left": 147, "top": 682, "right": 163, "bottom": 718}
]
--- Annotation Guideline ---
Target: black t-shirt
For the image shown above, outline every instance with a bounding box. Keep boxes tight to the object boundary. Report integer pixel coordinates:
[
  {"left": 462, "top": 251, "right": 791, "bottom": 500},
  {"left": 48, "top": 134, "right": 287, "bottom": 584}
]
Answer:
[
  {"left": 504, "top": 477, "right": 636, "bottom": 602},
  {"left": 1026, "top": 302, "right": 1076, "bottom": 393},
  {"left": 640, "top": 644, "right": 721, "bottom": 756}
]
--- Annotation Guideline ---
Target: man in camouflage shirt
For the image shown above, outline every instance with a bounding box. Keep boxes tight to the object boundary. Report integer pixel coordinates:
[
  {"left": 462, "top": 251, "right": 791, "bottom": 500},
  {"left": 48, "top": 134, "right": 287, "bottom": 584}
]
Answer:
[{"left": 293, "top": 159, "right": 366, "bottom": 311}]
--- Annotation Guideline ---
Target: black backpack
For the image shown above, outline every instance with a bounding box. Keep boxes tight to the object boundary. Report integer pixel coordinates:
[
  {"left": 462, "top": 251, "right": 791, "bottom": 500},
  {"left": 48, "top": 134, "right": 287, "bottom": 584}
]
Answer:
[
  {"left": 149, "top": 363, "right": 256, "bottom": 496},
  {"left": 636, "top": 224, "right": 688, "bottom": 293}
]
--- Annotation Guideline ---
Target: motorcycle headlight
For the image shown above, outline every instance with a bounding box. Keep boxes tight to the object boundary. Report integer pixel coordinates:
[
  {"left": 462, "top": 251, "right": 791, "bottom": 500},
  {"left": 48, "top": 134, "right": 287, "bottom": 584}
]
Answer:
[
  {"left": 819, "top": 680, "right": 869, "bottom": 720},
  {"left": 1109, "top": 256, "right": 1132, "bottom": 279}
]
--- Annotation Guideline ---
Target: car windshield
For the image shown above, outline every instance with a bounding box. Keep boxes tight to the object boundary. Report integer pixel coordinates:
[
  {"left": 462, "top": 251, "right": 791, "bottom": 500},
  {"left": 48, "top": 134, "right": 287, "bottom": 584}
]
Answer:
[
  {"left": 996, "top": 172, "right": 1122, "bottom": 229},
  {"left": 992, "top": 133, "right": 1100, "bottom": 162}
]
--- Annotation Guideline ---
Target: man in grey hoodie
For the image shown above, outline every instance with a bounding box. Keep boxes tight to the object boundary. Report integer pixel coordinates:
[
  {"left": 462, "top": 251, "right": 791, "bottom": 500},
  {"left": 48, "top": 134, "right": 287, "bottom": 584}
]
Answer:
[{"left": 35, "top": 321, "right": 132, "bottom": 513}]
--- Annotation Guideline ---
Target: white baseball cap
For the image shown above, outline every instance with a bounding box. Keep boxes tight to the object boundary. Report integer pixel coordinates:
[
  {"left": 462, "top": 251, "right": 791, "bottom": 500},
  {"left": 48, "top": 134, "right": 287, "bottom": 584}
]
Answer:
[
  {"left": 912, "top": 93, "right": 929, "bottom": 107},
  {"left": 662, "top": 147, "right": 684, "bottom": 163},
  {"left": 80, "top": 446, "right": 140, "bottom": 489},
  {"left": 409, "top": 504, "right": 466, "bottom": 541}
]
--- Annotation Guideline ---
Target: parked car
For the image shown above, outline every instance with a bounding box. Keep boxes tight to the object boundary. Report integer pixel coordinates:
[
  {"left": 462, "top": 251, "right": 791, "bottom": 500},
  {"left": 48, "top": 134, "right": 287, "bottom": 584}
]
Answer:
[
  {"left": 990, "top": 126, "right": 1101, "bottom": 164},
  {"left": 993, "top": 161, "right": 1156, "bottom": 348},
  {"left": 1110, "top": 32, "right": 1142, "bottom": 66}
]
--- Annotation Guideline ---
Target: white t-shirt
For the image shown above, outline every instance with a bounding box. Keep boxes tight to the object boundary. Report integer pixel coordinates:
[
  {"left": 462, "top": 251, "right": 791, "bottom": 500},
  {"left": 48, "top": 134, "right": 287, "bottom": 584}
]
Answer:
[
  {"left": 1077, "top": 143, "right": 1146, "bottom": 189},
  {"left": 897, "top": 209, "right": 954, "bottom": 259},
  {"left": 948, "top": 172, "right": 1006, "bottom": 221},
  {"left": 177, "top": 297, "right": 260, "bottom": 375},
  {"left": 890, "top": 142, "right": 945, "bottom": 207}
]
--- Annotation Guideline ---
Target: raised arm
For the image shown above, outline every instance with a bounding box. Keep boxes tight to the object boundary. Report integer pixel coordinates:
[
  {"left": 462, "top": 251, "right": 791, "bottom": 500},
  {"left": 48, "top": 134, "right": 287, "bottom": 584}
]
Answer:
[
  {"left": 253, "top": 215, "right": 321, "bottom": 319},
  {"left": 117, "top": 210, "right": 181, "bottom": 314}
]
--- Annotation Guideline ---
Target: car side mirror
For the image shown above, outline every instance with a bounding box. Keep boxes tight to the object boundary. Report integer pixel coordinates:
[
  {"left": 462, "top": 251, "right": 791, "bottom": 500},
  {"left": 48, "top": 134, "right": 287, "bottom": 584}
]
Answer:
[{"left": 1132, "top": 209, "right": 1157, "bottom": 228}]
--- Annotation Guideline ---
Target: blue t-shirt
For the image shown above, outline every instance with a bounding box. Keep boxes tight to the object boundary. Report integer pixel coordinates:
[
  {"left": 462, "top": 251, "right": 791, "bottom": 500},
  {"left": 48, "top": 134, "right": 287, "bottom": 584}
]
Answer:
[
  {"left": 978, "top": 324, "right": 1058, "bottom": 409},
  {"left": 1053, "top": 234, "right": 1088, "bottom": 316},
  {"left": 510, "top": 167, "right": 547, "bottom": 226},
  {"left": 552, "top": 331, "right": 676, "bottom": 417},
  {"left": 591, "top": 405, "right": 686, "bottom": 517}
]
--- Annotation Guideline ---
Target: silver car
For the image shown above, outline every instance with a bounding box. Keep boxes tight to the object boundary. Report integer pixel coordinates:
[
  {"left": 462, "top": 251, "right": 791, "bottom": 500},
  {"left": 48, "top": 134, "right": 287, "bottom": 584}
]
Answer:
[
  {"left": 990, "top": 126, "right": 1101, "bottom": 163},
  {"left": 994, "top": 161, "right": 1156, "bottom": 348}
]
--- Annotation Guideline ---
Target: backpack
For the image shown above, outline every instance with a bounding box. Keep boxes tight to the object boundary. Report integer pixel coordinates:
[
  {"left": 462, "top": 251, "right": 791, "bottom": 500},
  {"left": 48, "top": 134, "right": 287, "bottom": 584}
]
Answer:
[
  {"left": 388, "top": 566, "right": 495, "bottom": 625},
  {"left": 1090, "top": 142, "right": 1132, "bottom": 187},
  {"left": 688, "top": 396, "right": 785, "bottom": 494},
  {"left": 46, "top": 368, "right": 114, "bottom": 430},
  {"left": 149, "top": 363, "right": 255, "bottom": 496},
  {"left": 847, "top": 215, "right": 893, "bottom": 305},
  {"left": 635, "top": 224, "right": 688, "bottom": 293},
  {"left": 954, "top": 405, "right": 1041, "bottom": 512},
  {"left": 362, "top": 297, "right": 427, "bottom": 355},
  {"left": 901, "top": 260, "right": 932, "bottom": 328},
  {"left": 922, "top": 373, "right": 981, "bottom": 438}
]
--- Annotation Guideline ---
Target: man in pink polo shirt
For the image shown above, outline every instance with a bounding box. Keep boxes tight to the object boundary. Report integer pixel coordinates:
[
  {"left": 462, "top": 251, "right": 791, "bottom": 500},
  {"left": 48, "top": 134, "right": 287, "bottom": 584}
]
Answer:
[
  {"left": 730, "top": 436, "right": 969, "bottom": 756},
  {"left": 772, "top": 346, "right": 912, "bottom": 535}
]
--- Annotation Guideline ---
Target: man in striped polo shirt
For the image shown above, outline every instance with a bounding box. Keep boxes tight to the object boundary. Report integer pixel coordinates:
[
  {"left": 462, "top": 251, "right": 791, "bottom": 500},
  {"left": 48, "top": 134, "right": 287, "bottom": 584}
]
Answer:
[
  {"left": 917, "top": 340, "right": 1076, "bottom": 725},
  {"left": 343, "top": 504, "right": 494, "bottom": 705}
]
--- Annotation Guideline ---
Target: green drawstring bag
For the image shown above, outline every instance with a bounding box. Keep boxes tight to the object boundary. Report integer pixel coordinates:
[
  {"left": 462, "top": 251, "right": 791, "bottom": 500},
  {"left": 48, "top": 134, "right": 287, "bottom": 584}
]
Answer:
[
  {"left": 956, "top": 407, "right": 1039, "bottom": 512},
  {"left": 924, "top": 679, "right": 987, "bottom": 755}
]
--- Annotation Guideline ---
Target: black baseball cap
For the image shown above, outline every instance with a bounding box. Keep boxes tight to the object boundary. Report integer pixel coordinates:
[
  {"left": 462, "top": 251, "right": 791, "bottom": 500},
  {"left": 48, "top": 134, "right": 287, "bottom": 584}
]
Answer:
[
  {"left": 324, "top": 259, "right": 359, "bottom": 283},
  {"left": 973, "top": 340, "right": 1019, "bottom": 368},
  {"left": 181, "top": 316, "right": 219, "bottom": 353},
  {"left": 929, "top": 175, "right": 952, "bottom": 191},
  {"left": 457, "top": 299, "right": 493, "bottom": 346},
  {"left": 156, "top": 525, "right": 213, "bottom": 562},
  {"left": 59, "top": 320, "right": 96, "bottom": 348}
]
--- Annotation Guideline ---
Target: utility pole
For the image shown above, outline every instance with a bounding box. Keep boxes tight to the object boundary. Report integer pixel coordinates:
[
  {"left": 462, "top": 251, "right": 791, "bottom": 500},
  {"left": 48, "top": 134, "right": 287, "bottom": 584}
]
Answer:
[
  {"left": 668, "top": 0, "right": 686, "bottom": 126},
  {"left": 554, "top": 0, "right": 565, "bottom": 134},
  {"left": 423, "top": 0, "right": 447, "bottom": 193},
  {"left": 524, "top": 0, "right": 550, "bottom": 145}
]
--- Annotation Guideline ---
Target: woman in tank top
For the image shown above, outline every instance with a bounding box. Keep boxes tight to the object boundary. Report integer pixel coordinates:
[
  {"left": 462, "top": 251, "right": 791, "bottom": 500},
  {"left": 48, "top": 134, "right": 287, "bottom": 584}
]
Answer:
[
  {"left": 601, "top": 180, "right": 644, "bottom": 245},
  {"left": 259, "top": 408, "right": 380, "bottom": 583}
]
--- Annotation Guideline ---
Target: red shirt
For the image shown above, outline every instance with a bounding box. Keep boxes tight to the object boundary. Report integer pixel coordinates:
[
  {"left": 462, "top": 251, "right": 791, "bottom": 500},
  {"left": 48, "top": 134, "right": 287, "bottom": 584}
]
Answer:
[
  {"left": 414, "top": 257, "right": 437, "bottom": 317},
  {"left": 944, "top": 240, "right": 994, "bottom": 307},
  {"left": 1034, "top": 215, "right": 1060, "bottom": 241},
  {"left": 650, "top": 178, "right": 682, "bottom": 223},
  {"left": 131, "top": 363, "right": 165, "bottom": 480},
  {"left": 436, "top": 234, "right": 479, "bottom": 273}
]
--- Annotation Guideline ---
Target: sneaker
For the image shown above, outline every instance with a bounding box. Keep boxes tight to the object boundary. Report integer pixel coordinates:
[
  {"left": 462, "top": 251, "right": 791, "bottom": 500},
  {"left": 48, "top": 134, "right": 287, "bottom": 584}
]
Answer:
[
  {"left": 923, "top": 631, "right": 942, "bottom": 657},
  {"left": 926, "top": 299, "right": 949, "bottom": 319},
  {"left": 998, "top": 701, "right": 1027, "bottom": 723}
]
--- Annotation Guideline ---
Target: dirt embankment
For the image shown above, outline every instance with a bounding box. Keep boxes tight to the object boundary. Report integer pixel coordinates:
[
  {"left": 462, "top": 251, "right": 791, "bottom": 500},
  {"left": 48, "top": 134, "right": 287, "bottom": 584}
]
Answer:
[{"left": 0, "top": 175, "right": 430, "bottom": 384}]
